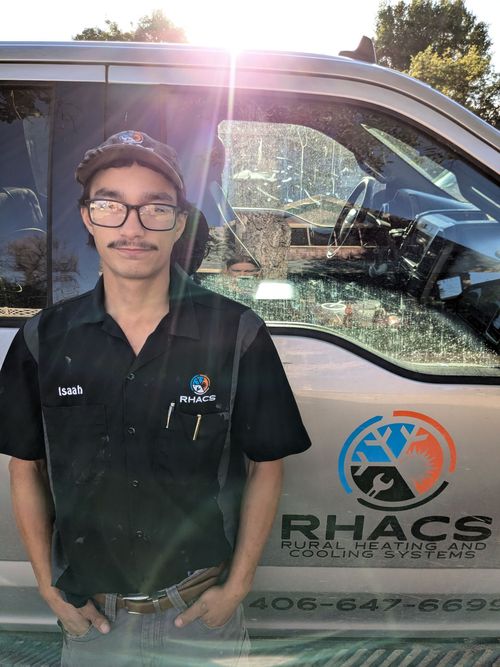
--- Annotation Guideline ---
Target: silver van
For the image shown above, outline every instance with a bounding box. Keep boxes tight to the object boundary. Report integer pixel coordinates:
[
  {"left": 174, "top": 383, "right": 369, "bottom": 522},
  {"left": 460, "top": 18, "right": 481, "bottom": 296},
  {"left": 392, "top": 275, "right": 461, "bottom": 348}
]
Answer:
[{"left": 0, "top": 41, "right": 499, "bottom": 636}]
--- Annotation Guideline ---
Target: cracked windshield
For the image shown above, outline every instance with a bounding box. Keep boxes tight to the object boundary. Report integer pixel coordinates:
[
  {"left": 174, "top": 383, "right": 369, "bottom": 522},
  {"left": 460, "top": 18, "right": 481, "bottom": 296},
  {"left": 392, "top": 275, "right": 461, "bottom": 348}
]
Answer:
[{"left": 195, "top": 100, "right": 499, "bottom": 376}]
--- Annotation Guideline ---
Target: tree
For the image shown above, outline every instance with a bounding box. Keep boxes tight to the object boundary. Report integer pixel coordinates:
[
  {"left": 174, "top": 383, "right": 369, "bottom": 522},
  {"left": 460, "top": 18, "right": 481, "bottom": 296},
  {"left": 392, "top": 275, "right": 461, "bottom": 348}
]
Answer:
[
  {"left": 73, "top": 10, "right": 187, "bottom": 43},
  {"left": 375, "top": 0, "right": 491, "bottom": 71},
  {"left": 7, "top": 236, "right": 79, "bottom": 291},
  {"left": 473, "top": 73, "right": 500, "bottom": 129},
  {"left": 408, "top": 45, "right": 500, "bottom": 125},
  {"left": 375, "top": 0, "right": 499, "bottom": 126},
  {"left": 134, "top": 10, "right": 187, "bottom": 43},
  {"left": 409, "top": 45, "right": 488, "bottom": 106},
  {"left": 73, "top": 21, "right": 133, "bottom": 43},
  {"left": 0, "top": 87, "right": 51, "bottom": 124}
]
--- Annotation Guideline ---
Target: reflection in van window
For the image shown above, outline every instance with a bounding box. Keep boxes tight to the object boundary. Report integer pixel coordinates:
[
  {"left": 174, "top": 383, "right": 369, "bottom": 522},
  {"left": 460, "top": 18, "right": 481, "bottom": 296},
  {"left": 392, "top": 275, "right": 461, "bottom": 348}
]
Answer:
[
  {"left": 194, "top": 100, "right": 499, "bottom": 376},
  {"left": 0, "top": 87, "right": 51, "bottom": 317}
]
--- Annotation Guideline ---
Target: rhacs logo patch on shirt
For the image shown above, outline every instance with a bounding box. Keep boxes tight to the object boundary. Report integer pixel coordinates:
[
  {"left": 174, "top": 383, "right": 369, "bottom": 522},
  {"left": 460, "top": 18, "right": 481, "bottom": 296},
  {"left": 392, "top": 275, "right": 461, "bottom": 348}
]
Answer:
[{"left": 179, "top": 374, "right": 216, "bottom": 404}]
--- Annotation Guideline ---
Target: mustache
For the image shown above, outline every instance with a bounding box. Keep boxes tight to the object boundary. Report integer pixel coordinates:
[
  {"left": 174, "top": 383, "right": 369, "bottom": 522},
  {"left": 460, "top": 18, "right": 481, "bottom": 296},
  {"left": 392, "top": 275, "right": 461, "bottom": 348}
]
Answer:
[{"left": 107, "top": 240, "right": 158, "bottom": 251}]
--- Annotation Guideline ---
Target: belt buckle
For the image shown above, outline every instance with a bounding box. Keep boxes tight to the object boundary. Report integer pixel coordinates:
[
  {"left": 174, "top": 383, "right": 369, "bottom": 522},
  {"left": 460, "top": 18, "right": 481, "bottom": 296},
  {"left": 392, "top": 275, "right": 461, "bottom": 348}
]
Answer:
[
  {"left": 121, "top": 593, "right": 151, "bottom": 615},
  {"left": 121, "top": 593, "right": 151, "bottom": 601},
  {"left": 121, "top": 593, "right": 164, "bottom": 614}
]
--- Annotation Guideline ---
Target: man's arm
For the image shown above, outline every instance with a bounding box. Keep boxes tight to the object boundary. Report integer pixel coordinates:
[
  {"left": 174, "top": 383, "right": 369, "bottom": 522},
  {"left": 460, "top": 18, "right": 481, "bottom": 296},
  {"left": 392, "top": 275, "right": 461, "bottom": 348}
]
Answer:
[
  {"left": 175, "top": 457, "right": 283, "bottom": 628},
  {"left": 9, "top": 457, "right": 110, "bottom": 635}
]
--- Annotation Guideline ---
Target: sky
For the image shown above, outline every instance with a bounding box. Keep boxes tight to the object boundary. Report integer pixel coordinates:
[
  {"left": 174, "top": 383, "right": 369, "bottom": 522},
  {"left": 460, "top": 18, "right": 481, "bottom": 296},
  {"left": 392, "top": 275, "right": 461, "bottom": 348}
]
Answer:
[{"left": 0, "top": 1, "right": 498, "bottom": 70}]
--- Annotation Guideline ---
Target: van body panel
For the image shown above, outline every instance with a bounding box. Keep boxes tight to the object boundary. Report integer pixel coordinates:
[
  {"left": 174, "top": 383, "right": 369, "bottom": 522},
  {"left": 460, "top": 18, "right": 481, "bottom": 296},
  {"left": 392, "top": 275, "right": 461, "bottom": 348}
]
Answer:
[
  {"left": 0, "top": 64, "right": 105, "bottom": 82},
  {"left": 0, "top": 41, "right": 498, "bottom": 635}
]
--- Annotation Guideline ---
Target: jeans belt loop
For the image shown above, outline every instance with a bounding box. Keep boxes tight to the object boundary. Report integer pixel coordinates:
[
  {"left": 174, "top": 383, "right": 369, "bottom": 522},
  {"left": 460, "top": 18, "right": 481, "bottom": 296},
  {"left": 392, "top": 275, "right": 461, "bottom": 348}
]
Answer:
[{"left": 104, "top": 593, "right": 118, "bottom": 622}]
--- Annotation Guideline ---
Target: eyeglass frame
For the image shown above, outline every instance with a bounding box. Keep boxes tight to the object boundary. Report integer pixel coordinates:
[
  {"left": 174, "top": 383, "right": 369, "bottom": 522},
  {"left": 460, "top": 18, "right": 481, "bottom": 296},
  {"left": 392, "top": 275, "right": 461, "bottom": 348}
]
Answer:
[{"left": 83, "top": 198, "right": 181, "bottom": 231}]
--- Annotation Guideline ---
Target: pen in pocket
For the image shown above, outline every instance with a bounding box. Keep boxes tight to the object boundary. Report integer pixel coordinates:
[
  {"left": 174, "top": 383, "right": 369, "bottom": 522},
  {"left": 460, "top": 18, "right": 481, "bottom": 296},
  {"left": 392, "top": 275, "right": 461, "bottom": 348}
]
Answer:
[
  {"left": 165, "top": 402, "right": 175, "bottom": 429},
  {"left": 192, "top": 414, "right": 202, "bottom": 441}
]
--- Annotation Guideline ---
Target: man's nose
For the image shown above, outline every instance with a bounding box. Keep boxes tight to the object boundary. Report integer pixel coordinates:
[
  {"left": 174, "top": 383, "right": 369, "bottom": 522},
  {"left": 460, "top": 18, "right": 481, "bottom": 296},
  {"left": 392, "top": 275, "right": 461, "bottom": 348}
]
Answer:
[{"left": 120, "top": 207, "right": 145, "bottom": 236}]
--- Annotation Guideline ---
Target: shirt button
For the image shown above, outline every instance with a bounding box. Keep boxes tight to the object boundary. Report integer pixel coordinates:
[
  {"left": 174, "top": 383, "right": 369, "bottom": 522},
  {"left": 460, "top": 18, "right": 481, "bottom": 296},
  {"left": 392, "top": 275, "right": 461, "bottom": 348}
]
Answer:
[
  {"left": 135, "top": 530, "right": 144, "bottom": 539},
  {"left": 127, "top": 372, "right": 135, "bottom": 381},
  {"left": 127, "top": 426, "right": 136, "bottom": 435},
  {"left": 131, "top": 479, "right": 139, "bottom": 488}
]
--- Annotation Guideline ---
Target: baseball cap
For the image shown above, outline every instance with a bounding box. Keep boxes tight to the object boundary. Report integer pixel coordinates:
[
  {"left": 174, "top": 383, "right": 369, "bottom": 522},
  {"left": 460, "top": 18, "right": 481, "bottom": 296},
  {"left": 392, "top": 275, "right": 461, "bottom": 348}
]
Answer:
[{"left": 75, "top": 130, "right": 185, "bottom": 196}]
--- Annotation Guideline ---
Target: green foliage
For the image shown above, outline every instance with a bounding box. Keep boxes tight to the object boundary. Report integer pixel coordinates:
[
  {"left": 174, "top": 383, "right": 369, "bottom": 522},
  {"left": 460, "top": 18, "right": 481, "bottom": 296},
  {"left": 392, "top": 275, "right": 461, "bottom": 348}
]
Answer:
[
  {"left": 73, "top": 10, "right": 187, "bottom": 43},
  {"left": 74, "top": 22, "right": 133, "bottom": 42},
  {"left": 375, "top": 0, "right": 499, "bottom": 126},
  {"left": 473, "top": 73, "right": 500, "bottom": 128},
  {"left": 375, "top": 0, "right": 491, "bottom": 71},
  {"left": 134, "top": 10, "right": 187, "bottom": 43},
  {"left": 409, "top": 46, "right": 500, "bottom": 127},
  {"left": 409, "top": 45, "right": 487, "bottom": 105}
]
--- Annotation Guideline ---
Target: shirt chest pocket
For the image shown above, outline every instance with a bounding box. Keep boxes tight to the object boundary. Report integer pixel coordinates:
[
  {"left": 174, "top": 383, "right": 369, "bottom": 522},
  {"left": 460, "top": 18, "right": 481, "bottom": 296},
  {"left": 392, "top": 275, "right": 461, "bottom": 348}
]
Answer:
[
  {"left": 156, "top": 410, "right": 230, "bottom": 483},
  {"left": 42, "top": 405, "right": 110, "bottom": 486}
]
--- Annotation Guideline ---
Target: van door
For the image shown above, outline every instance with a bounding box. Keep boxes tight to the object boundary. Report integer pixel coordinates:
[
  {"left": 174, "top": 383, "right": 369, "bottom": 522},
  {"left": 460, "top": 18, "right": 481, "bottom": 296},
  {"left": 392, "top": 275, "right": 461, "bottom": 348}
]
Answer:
[
  {"left": 0, "top": 74, "right": 106, "bottom": 627},
  {"left": 103, "top": 78, "right": 500, "bottom": 635}
]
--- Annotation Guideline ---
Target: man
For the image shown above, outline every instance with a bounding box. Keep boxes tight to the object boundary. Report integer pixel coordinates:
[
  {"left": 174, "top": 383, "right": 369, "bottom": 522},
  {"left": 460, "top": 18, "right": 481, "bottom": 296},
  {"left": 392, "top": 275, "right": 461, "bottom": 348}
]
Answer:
[
  {"left": 225, "top": 255, "right": 261, "bottom": 279},
  {"left": 0, "top": 130, "right": 311, "bottom": 665}
]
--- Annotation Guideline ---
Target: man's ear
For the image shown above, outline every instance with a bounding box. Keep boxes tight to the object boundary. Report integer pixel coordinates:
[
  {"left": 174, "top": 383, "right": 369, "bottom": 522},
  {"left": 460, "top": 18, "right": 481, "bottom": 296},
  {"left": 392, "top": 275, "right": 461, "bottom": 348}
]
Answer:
[{"left": 80, "top": 206, "right": 94, "bottom": 237}]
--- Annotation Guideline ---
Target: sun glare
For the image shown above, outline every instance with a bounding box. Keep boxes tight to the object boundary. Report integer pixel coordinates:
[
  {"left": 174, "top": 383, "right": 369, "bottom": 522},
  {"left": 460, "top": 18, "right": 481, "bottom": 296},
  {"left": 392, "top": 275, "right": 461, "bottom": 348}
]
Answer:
[{"left": 178, "top": 1, "right": 295, "bottom": 54}]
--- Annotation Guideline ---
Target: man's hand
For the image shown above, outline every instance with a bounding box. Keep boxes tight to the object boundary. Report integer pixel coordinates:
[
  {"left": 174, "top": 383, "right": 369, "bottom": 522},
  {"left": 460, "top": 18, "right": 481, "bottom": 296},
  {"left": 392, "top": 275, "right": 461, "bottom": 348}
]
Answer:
[
  {"left": 42, "top": 586, "right": 110, "bottom": 636},
  {"left": 8, "top": 460, "right": 109, "bottom": 637},
  {"left": 174, "top": 584, "right": 244, "bottom": 629},
  {"left": 175, "top": 460, "right": 283, "bottom": 630}
]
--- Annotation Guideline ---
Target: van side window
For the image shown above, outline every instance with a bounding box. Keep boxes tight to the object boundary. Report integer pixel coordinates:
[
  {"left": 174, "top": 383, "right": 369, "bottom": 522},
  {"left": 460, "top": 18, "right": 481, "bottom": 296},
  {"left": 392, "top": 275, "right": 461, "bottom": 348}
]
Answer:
[
  {"left": 0, "top": 86, "right": 51, "bottom": 318},
  {"left": 189, "top": 96, "right": 499, "bottom": 376}
]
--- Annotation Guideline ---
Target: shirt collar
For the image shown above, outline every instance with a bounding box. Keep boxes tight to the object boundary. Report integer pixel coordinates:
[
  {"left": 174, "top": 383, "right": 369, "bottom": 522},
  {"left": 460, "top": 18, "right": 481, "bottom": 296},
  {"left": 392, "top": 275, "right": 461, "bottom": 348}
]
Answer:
[
  {"left": 163, "top": 264, "right": 200, "bottom": 340},
  {"left": 70, "top": 265, "right": 200, "bottom": 340}
]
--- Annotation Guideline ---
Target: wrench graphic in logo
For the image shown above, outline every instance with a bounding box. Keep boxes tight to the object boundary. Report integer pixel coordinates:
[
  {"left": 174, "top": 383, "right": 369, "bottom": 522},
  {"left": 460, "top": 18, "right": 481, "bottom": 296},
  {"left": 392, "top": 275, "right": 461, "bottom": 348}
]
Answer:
[{"left": 366, "top": 472, "right": 394, "bottom": 498}]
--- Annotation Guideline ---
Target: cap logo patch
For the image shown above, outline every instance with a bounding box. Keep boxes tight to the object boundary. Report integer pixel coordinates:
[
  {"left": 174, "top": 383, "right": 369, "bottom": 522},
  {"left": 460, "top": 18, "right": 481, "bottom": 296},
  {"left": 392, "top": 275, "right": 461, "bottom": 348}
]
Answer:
[{"left": 117, "top": 130, "right": 144, "bottom": 145}]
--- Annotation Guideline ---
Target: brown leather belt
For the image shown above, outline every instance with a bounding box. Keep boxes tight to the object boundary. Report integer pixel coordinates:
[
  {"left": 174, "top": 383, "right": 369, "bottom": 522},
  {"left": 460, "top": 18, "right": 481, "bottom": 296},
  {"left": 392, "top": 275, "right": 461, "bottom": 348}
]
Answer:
[{"left": 93, "top": 562, "right": 226, "bottom": 615}]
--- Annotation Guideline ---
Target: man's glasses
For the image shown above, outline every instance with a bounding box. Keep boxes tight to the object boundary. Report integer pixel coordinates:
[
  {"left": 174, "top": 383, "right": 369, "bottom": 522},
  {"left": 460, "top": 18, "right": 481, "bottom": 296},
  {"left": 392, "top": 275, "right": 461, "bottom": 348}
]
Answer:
[{"left": 84, "top": 199, "right": 180, "bottom": 231}]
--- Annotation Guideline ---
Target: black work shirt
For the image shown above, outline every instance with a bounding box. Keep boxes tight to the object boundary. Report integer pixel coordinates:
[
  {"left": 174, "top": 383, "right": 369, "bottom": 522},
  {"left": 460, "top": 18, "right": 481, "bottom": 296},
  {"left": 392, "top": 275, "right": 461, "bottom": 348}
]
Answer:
[{"left": 0, "top": 266, "right": 310, "bottom": 605}]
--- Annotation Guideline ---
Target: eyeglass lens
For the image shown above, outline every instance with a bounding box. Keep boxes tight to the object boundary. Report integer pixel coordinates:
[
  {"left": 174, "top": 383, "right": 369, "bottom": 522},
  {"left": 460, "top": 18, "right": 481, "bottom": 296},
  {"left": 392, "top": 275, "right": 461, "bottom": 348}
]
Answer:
[{"left": 88, "top": 200, "right": 176, "bottom": 230}]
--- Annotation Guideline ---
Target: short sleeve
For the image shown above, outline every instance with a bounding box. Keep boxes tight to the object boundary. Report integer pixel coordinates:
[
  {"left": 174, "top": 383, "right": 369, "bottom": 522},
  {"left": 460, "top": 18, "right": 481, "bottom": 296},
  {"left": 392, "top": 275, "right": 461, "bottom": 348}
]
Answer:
[
  {"left": 231, "top": 322, "right": 311, "bottom": 461},
  {"left": 0, "top": 327, "right": 45, "bottom": 460}
]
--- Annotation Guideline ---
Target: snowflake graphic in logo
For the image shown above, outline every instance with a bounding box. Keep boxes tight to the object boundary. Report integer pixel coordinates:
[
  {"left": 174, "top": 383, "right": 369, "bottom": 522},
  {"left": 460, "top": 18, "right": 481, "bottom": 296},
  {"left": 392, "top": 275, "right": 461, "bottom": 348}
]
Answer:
[{"left": 338, "top": 411, "right": 456, "bottom": 511}]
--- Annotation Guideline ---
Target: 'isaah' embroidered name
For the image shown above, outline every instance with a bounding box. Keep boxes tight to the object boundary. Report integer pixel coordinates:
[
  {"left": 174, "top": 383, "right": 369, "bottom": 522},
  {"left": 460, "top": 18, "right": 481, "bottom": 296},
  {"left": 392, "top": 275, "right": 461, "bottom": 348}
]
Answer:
[{"left": 58, "top": 385, "right": 84, "bottom": 396}]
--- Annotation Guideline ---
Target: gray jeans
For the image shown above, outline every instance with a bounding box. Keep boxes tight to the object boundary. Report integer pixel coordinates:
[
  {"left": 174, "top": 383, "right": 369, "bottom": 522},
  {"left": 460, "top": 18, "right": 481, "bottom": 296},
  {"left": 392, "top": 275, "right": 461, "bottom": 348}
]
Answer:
[{"left": 60, "top": 578, "right": 249, "bottom": 667}]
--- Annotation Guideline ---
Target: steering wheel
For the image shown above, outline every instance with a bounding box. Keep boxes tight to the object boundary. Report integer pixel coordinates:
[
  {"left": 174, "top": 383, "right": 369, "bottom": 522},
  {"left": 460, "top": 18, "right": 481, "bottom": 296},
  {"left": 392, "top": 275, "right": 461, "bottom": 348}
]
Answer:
[{"left": 330, "top": 177, "right": 377, "bottom": 247}]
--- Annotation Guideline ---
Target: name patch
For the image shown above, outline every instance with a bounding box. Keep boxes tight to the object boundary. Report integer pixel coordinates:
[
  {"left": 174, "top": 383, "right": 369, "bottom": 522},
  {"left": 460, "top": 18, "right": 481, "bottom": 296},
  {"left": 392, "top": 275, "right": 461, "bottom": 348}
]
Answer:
[{"left": 58, "top": 385, "right": 83, "bottom": 396}]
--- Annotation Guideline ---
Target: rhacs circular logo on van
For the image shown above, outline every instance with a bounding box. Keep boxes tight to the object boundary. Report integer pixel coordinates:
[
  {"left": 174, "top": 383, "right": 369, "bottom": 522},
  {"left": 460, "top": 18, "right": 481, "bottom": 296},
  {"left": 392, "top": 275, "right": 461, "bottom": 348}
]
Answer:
[{"left": 338, "top": 411, "right": 456, "bottom": 511}]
